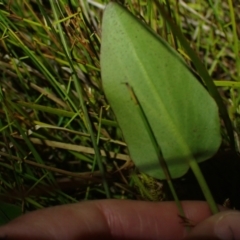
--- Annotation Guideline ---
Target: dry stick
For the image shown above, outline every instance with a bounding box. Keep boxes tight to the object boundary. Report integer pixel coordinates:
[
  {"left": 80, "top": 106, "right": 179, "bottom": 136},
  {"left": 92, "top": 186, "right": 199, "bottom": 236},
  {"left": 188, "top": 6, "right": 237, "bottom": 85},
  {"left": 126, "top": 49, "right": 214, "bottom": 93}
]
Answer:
[
  {"left": 11, "top": 135, "right": 130, "bottom": 162},
  {"left": 0, "top": 151, "right": 102, "bottom": 179}
]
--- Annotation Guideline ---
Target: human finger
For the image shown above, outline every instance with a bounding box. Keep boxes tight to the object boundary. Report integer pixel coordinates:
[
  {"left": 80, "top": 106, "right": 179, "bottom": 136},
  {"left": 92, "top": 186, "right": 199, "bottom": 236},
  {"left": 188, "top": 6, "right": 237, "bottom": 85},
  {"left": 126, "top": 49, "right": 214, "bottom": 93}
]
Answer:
[
  {"left": 184, "top": 210, "right": 240, "bottom": 240},
  {"left": 0, "top": 200, "right": 214, "bottom": 240}
]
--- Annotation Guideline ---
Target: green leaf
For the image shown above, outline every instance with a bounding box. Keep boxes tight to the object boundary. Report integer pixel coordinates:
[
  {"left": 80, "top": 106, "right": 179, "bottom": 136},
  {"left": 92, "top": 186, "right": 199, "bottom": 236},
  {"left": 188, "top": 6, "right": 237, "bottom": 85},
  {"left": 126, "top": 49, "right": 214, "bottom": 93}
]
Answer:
[
  {"left": 100, "top": 3, "right": 221, "bottom": 179},
  {"left": 0, "top": 202, "right": 22, "bottom": 226},
  {"left": 152, "top": 1, "right": 234, "bottom": 149}
]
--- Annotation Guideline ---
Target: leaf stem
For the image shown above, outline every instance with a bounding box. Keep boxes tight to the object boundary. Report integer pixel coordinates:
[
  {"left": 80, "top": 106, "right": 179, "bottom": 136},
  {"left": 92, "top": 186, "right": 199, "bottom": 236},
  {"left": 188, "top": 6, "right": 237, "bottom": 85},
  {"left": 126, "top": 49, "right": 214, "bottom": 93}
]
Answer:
[{"left": 189, "top": 159, "right": 218, "bottom": 214}]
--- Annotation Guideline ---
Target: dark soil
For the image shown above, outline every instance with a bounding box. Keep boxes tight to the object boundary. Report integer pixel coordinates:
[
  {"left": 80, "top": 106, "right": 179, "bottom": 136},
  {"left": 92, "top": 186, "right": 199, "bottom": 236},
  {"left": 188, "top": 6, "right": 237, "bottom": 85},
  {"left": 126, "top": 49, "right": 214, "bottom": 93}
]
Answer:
[{"left": 165, "top": 149, "right": 240, "bottom": 209}]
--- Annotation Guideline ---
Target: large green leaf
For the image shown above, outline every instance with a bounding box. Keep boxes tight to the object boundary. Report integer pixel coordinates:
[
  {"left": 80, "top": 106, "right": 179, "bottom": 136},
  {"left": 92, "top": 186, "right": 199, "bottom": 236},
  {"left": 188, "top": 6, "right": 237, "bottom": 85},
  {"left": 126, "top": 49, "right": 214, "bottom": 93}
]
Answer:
[{"left": 100, "top": 3, "right": 221, "bottom": 179}]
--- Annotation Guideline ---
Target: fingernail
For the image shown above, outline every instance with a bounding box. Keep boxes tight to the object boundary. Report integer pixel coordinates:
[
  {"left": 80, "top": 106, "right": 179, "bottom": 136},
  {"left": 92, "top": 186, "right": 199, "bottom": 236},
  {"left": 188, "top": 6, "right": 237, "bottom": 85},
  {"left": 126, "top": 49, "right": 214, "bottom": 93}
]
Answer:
[{"left": 214, "top": 212, "right": 240, "bottom": 240}]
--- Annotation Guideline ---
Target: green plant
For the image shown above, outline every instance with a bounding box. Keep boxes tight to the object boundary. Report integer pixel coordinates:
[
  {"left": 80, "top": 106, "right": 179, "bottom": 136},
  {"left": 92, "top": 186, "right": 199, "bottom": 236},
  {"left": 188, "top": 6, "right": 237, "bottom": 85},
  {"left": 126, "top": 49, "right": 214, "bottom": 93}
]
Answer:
[
  {"left": 0, "top": 202, "right": 22, "bottom": 226},
  {"left": 100, "top": 2, "right": 231, "bottom": 214}
]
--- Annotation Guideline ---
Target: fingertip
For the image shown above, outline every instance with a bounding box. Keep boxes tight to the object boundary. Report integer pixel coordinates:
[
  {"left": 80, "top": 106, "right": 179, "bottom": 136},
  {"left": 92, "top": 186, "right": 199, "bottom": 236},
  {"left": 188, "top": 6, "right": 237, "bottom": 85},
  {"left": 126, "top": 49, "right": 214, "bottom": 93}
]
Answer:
[{"left": 184, "top": 210, "right": 240, "bottom": 240}]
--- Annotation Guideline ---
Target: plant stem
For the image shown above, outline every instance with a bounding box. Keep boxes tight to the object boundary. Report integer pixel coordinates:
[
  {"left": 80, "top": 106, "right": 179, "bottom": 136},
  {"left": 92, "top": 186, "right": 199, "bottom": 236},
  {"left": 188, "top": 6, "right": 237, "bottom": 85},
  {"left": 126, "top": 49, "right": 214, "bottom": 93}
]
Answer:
[
  {"left": 126, "top": 83, "right": 188, "bottom": 224},
  {"left": 189, "top": 159, "right": 218, "bottom": 214}
]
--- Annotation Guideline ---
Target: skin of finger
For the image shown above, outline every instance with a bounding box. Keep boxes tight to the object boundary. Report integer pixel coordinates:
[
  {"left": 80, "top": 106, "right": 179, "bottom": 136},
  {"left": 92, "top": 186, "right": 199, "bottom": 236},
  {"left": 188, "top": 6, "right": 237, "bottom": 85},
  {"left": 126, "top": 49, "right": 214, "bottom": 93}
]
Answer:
[
  {"left": 183, "top": 210, "right": 240, "bottom": 240},
  {"left": 0, "top": 200, "right": 213, "bottom": 240}
]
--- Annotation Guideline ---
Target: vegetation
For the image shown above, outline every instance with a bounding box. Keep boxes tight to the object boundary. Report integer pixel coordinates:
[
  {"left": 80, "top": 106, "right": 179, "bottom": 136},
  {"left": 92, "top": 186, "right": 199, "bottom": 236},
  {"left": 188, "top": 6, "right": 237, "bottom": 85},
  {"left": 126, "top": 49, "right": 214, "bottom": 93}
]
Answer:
[{"left": 0, "top": 0, "right": 239, "bottom": 223}]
